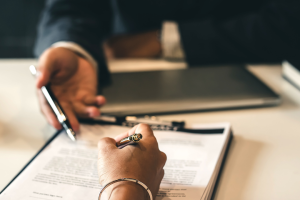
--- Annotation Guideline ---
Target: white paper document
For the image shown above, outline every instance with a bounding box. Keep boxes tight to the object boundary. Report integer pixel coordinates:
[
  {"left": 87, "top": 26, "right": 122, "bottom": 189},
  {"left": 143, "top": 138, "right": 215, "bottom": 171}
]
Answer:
[{"left": 0, "top": 123, "right": 231, "bottom": 200}]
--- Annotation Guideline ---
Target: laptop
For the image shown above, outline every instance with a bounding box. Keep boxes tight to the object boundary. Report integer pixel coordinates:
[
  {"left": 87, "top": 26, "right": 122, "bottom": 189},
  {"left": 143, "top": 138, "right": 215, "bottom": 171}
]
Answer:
[{"left": 101, "top": 65, "right": 280, "bottom": 116}]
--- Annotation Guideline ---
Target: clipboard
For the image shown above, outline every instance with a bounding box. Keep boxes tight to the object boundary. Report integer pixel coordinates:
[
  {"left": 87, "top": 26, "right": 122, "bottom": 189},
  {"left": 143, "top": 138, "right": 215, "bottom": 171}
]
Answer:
[{"left": 0, "top": 120, "right": 233, "bottom": 200}]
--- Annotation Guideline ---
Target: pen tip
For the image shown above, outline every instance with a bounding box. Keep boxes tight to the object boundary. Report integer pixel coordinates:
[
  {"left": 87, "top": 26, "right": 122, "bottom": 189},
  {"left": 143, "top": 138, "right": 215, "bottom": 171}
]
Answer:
[{"left": 66, "top": 129, "right": 76, "bottom": 141}]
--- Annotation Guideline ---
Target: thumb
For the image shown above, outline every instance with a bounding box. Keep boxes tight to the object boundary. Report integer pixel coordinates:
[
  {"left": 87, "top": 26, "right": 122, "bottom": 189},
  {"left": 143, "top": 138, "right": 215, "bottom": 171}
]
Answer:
[
  {"left": 36, "top": 55, "right": 55, "bottom": 89},
  {"left": 36, "top": 70, "right": 52, "bottom": 89},
  {"left": 135, "top": 123, "right": 154, "bottom": 139}
]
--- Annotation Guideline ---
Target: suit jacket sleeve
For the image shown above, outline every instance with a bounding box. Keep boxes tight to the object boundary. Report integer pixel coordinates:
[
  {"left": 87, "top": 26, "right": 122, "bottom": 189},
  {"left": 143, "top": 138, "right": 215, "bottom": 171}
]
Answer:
[
  {"left": 178, "top": 0, "right": 300, "bottom": 66},
  {"left": 34, "top": 0, "right": 112, "bottom": 86}
]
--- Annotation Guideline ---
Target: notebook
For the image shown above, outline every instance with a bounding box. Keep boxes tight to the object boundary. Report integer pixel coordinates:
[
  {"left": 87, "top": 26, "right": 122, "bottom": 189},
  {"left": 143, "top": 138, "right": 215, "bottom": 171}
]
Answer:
[{"left": 0, "top": 122, "right": 232, "bottom": 200}]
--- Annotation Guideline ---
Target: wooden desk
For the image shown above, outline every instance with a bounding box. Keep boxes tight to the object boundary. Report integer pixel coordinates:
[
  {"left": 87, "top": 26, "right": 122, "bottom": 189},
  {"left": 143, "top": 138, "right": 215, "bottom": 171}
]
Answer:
[{"left": 0, "top": 59, "right": 300, "bottom": 200}]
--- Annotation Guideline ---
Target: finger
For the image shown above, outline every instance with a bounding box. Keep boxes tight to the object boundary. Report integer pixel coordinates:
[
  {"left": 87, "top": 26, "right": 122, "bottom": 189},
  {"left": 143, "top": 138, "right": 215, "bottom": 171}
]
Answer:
[
  {"left": 135, "top": 123, "right": 154, "bottom": 139},
  {"left": 36, "top": 48, "right": 79, "bottom": 88},
  {"left": 37, "top": 90, "right": 62, "bottom": 130},
  {"left": 61, "top": 103, "right": 80, "bottom": 131},
  {"left": 97, "top": 137, "right": 118, "bottom": 152},
  {"left": 95, "top": 95, "right": 106, "bottom": 106},
  {"left": 114, "top": 125, "right": 139, "bottom": 142},
  {"left": 73, "top": 101, "right": 100, "bottom": 118},
  {"left": 114, "top": 123, "right": 155, "bottom": 142},
  {"left": 36, "top": 54, "right": 56, "bottom": 88},
  {"left": 83, "top": 95, "right": 106, "bottom": 106},
  {"left": 135, "top": 124, "right": 159, "bottom": 150}
]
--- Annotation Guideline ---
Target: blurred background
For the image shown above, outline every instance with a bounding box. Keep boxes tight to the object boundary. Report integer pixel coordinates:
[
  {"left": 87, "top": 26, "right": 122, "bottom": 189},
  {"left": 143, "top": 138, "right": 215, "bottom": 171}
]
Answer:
[{"left": 0, "top": 0, "right": 44, "bottom": 58}]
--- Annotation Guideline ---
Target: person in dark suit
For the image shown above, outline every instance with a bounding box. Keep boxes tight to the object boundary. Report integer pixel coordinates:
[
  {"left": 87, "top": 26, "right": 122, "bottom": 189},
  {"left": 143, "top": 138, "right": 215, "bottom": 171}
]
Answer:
[{"left": 34, "top": 0, "right": 300, "bottom": 131}]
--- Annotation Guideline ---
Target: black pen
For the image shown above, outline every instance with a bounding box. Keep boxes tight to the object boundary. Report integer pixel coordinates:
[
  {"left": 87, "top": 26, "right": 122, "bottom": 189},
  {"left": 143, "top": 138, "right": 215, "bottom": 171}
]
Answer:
[
  {"left": 29, "top": 65, "right": 76, "bottom": 141},
  {"left": 116, "top": 133, "right": 142, "bottom": 149}
]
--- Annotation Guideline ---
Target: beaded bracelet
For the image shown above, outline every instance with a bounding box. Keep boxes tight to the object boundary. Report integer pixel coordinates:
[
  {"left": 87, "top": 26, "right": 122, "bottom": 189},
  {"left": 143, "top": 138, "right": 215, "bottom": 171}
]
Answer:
[{"left": 98, "top": 178, "right": 153, "bottom": 200}]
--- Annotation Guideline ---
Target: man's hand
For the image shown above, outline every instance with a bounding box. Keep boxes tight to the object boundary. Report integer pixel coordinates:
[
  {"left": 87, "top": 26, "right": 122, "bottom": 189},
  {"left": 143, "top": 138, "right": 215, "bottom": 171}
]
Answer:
[
  {"left": 36, "top": 47, "right": 106, "bottom": 131},
  {"left": 97, "top": 124, "right": 166, "bottom": 200}
]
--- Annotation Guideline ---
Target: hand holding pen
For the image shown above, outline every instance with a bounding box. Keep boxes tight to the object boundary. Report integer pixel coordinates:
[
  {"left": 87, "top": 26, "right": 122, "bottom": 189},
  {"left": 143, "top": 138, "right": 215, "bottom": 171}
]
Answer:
[
  {"left": 97, "top": 124, "right": 167, "bottom": 199},
  {"left": 32, "top": 47, "right": 106, "bottom": 133}
]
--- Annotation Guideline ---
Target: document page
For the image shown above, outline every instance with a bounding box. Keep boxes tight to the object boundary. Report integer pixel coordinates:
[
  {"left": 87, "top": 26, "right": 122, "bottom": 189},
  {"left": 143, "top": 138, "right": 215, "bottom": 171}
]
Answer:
[
  {"left": 0, "top": 123, "right": 230, "bottom": 200},
  {"left": 156, "top": 123, "right": 230, "bottom": 199}
]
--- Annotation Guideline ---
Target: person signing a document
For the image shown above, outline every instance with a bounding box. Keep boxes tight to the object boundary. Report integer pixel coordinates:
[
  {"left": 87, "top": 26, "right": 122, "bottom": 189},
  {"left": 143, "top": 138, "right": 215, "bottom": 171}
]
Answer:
[{"left": 97, "top": 123, "right": 166, "bottom": 200}]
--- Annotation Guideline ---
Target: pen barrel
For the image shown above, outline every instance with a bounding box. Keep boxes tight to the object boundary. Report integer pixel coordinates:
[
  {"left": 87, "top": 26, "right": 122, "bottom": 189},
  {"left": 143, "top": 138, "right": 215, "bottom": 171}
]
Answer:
[
  {"left": 116, "top": 133, "right": 143, "bottom": 148},
  {"left": 29, "top": 65, "right": 75, "bottom": 141},
  {"left": 42, "top": 85, "right": 76, "bottom": 140},
  {"left": 117, "top": 141, "right": 135, "bottom": 149},
  {"left": 117, "top": 138, "right": 132, "bottom": 146}
]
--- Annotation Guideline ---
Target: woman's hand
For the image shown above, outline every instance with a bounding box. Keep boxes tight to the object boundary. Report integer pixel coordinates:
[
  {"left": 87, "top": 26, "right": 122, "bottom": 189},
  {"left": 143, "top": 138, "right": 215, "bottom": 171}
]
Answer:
[{"left": 97, "top": 124, "right": 167, "bottom": 200}]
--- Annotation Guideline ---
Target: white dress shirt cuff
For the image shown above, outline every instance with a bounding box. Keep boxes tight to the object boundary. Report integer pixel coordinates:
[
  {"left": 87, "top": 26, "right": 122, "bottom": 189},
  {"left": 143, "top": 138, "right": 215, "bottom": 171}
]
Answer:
[
  {"left": 51, "top": 42, "right": 98, "bottom": 71},
  {"left": 161, "top": 21, "right": 185, "bottom": 61}
]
